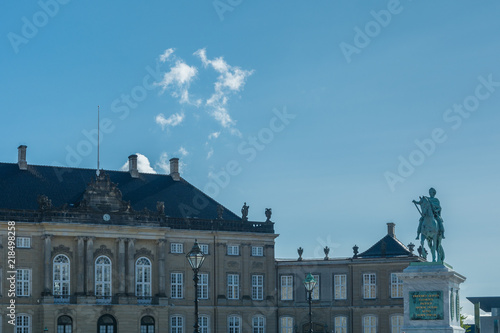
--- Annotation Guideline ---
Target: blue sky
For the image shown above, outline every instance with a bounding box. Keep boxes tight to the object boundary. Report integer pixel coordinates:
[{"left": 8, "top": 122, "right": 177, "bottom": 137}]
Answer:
[{"left": 2, "top": 0, "right": 500, "bottom": 320}]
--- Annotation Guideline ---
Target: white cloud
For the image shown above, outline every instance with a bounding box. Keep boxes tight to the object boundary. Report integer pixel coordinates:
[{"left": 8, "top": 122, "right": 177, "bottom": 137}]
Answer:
[
  {"left": 178, "top": 146, "right": 189, "bottom": 157},
  {"left": 159, "top": 48, "right": 175, "bottom": 63},
  {"left": 155, "top": 112, "right": 185, "bottom": 129},
  {"left": 207, "top": 147, "right": 214, "bottom": 159},
  {"left": 194, "top": 48, "right": 254, "bottom": 129},
  {"left": 208, "top": 131, "right": 220, "bottom": 140},
  {"left": 155, "top": 152, "right": 170, "bottom": 174},
  {"left": 157, "top": 59, "right": 198, "bottom": 105},
  {"left": 120, "top": 153, "right": 157, "bottom": 174}
]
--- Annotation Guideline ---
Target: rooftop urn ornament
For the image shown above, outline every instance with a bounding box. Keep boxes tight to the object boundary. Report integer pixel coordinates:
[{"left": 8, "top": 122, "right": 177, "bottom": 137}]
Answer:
[
  {"left": 156, "top": 201, "right": 165, "bottom": 215},
  {"left": 408, "top": 242, "right": 415, "bottom": 254},
  {"left": 297, "top": 247, "right": 303, "bottom": 261},
  {"left": 352, "top": 244, "right": 359, "bottom": 258},
  {"left": 217, "top": 205, "right": 224, "bottom": 219},
  {"left": 241, "top": 202, "right": 249, "bottom": 221},
  {"left": 412, "top": 187, "right": 445, "bottom": 263},
  {"left": 265, "top": 208, "right": 272, "bottom": 222},
  {"left": 324, "top": 246, "right": 330, "bottom": 260}
]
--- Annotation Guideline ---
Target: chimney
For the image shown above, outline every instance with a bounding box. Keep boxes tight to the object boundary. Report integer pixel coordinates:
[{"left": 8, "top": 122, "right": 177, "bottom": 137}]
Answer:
[
  {"left": 387, "top": 222, "right": 395, "bottom": 237},
  {"left": 18, "top": 145, "right": 27, "bottom": 170},
  {"left": 128, "top": 154, "right": 139, "bottom": 178},
  {"left": 170, "top": 158, "right": 180, "bottom": 181}
]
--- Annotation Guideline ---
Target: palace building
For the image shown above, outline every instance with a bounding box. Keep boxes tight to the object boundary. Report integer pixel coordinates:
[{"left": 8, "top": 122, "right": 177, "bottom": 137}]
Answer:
[{"left": 0, "top": 145, "right": 421, "bottom": 333}]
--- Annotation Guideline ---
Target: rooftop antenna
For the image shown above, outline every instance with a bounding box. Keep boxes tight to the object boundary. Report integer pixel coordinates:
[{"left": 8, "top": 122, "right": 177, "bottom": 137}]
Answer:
[{"left": 96, "top": 105, "right": 100, "bottom": 177}]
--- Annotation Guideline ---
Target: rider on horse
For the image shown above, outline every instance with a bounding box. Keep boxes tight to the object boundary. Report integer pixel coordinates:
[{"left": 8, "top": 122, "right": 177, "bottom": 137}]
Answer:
[{"left": 413, "top": 187, "right": 445, "bottom": 240}]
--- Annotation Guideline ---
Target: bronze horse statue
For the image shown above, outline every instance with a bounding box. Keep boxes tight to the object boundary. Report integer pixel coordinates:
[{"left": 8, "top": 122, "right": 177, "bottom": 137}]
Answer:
[{"left": 417, "top": 197, "right": 445, "bottom": 262}]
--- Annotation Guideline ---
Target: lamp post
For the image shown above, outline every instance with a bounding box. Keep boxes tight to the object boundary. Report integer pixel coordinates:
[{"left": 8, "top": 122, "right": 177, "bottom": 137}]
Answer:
[
  {"left": 303, "top": 273, "right": 317, "bottom": 333},
  {"left": 186, "top": 239, "right": 206, "bottom": 333}
]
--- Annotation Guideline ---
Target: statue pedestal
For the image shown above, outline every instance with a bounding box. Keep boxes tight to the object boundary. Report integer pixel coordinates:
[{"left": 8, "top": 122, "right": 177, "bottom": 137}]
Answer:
[{"left": 400, "top": 262, "right": 466, "bottom": 333}]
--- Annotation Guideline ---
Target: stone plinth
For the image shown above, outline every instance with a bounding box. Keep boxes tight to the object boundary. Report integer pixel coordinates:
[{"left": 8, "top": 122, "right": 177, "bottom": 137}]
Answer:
[{"left": 400, "top": 262, "right": 466, "bottom": 333}]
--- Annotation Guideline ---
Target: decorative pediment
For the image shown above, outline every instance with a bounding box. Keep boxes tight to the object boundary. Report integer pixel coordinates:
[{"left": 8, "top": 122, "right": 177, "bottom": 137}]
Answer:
[
  {"left": 135, "top": 248, "right": 154, "bottom": 261},
  {"left": 52, "top": 245, "right": 73, "bottom": 258},
  {"left": 78, "top": 171, "right": 130, "bottom": 213},
  {"left": 94, "top": 245, "right": 113, "bottom": 259}
]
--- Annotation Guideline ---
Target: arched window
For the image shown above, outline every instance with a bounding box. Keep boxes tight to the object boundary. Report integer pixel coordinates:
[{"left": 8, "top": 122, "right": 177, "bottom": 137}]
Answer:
[
  {"left": 228, "top": 315, "right": 241, "bottom": 333},
  {"left": 16, "top": 314, "right": 30, "bottom": 333},
  {"left": 53, "top": 255, "right": 70, "bottom": 299},
  {"left": 95, "top": 256, "right": 112, "bottom": 299},
  {"left": 390, "top": 315, "right": 403, "bottom": 333},
  {"left": 97, "top": 315, "right": 116, "bottom": 333},
  {"left": 136, "top": 257, "right": 152, "bottom": 297},
  {"left": 199, "top": 315, "right": 209, "bottom": 333},
  {"left": 363, "top": 315, "right": 377, "bottom": 333},
  {"left": 57, "top": 315, "right": 73, "bottom": 333},
  {"left": 140, "top": 316, "right": 154, "bottom": 333},
  {"left": 170, "top": 316, "right": 183, "bottom": 333},
  {"left": 252, "top": 315, "right": 265, "bottom": 333}
]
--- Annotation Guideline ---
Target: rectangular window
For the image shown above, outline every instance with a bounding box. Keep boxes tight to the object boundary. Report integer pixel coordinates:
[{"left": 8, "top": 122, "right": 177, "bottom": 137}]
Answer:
[
  {"left": 363, "top": 315, "right": 377, "bottom": 333},
  {"left": 391, "top": 273, "right": 403, "bottom": 298},
  {"left": 171, "top": 316, "right": 183, "bottom": 333},
  {"left": 199, "top": 315, "right": 209, "bottom": 333},
  {"left": 200, "top": 244, "right": 209, "bottom": 255},
  {"left": 252, "top": 275, "right": 264, "bottom": 300},
  {"left": 251, "top": 246, "right": 263, "bottom": 256},
  {"left": 334, "top": 274, "right": 347, "bottom": 300},
  {"left": 227, "top": 245, "right": 239, "bottom": 256},
  {"left": 363, "top": 273, "right": 376, "bottom": 299},
  {"left": 16, "top": 314, "right": 30, "bottom": 333},
  {"left": 16, "top": 237, "right": 31, "bottom": 248},
  {"left": 198, "top": 273, "right": 209, "bottom": 299},
  {"left": 334, "top": 316, "right": 347, "bottom": 333},
  {"left": 16, "top": 269, "right": 31, "bottom": 296},
  {"left": 171, "top": 273, "right": 183, "bottom": 299},
  {"left": 391, "top": 315, "right": 403, "bottom": 333},
  {"left": 280, "top": 317, "right": 294, "bottom": 333},
  {"left": 312, "top": 274, "right": 320, "bottom": 300},
  {"left": 228, "top": 316, "right": 241, "bottom": 333},
  {"left": 227, "top": 274, "right": 239, "bottom": 299},
  {"left": 171, "top": 243, "right": 183, "bottom": 253},
  {"left": 280, "top": 275, "right": 293, "bottom": 300}
]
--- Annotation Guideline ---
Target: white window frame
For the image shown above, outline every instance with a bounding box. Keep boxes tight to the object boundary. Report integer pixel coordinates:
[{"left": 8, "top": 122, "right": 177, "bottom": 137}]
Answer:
[
  {"left": 363, "top": 315, "right": 377, "bottom": 333},
  {"left": 252, "top": 315, "right": 265, "bottom": 333},
  {"left": 390, "top": 314, "right": 403, "bottom": 333},
  {"left": 334, "top": 274, "right": 347, "bottom": 300},
  {"left": 390, "top": 273, "right": 403, "bottom": 298},
  {"left": 53, "top": 254, "right": 70, "bottom": 297},
  {"left": 171, "top": 273, "right": 183, "bottom": 299},
  {"left": 334, "top": 316, "right": 347, "bottom": 333},
  {"left": 16, "top": 314, "right": 31, "bottom": 333},
  {"left": 280, "top": 275, "right": 293, "bottom": 300},
  {"left": 171, "top": 243, "right": 183, "bottom": 254},
  {"left": 251, "top": 246, "right": 263, "bottom": 256},
  {"left": 198, "top": 273, "right": 209, "bottom": 299},
  {"left": 312, "top": 274, "right": 320, "bottom": 300},
  {"left": 170, "top": 315, "right": 183, "bottom": 333},
  {"left": 16, "top": 237, "right": 31, "bottom": 248},
  {"left": 228, "top": 315, "right": 241, "bottom": 333},
  {"left": 200, "top": 244, "right": 209, "bottom": 255},
  {"left": 16, "top": 269, "right": 31, "bottom": 296},
  {"left": 227, "top": 274, "right": 239, "bottom": 300},
  {"left": 136, "top": 257, "right": 152, "bottom": 297},
  {"left": 199, "top": 315, "right": 209, "bottom": 333},
  {"left": 280, "top": 317, "right": 294, "bottom": 333},
  {"left": 252, "top": 275, "right": 264, "bottom": 300},
  {"left": 363, "top": 273, "right": 376, "bottom": 299},
  {"left": 227, "top": 245, "right": 239, "bottom": 256},
  {"left": 95, "top": 256, "right": 112, "bottom": 298}
]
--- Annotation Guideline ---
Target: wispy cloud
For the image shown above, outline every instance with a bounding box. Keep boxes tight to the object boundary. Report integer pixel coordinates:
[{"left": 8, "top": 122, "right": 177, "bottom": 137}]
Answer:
[
  {"left": 207, "top": 147, "right": 214, "bottom": 159},
  {"left": 157, "top": 60, "right": 199, "bottom": 105},
  {"left": 120, "top": 153, "right": 157, "bottom": 174},
  {"left": 178, "top": 146, "right": 189, "bottom": 157},
  {"left": 155, "top": 112, "right": 185, "bottom": 129},
  {"left": 159, "top": 48, "right": 175, "bottom": 63},
  {"left": 155, "top": 152, "right": 170, "bottom": 174},
  {"left": 208, "top": 131, "right": 220, "bottom": 140},
  {"left": 194, "top": 48, "right": 254, "bottom": 129}
]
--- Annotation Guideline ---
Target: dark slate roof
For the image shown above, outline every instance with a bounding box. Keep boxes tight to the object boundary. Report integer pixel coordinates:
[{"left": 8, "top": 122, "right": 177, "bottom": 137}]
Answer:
[
  {"left": 467, "top": 297, "right": 500, "bottom": 312},
  {"left": 357, "top": 234, "right": 412, "bottom": 258},
  {"left": 0, "top": 162, "right": 240, "bottom": 220}
]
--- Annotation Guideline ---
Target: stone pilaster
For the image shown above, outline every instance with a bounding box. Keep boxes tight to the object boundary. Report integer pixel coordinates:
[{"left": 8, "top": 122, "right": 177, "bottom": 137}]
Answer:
[
  {"left": 42, "top": 234, "right": 53, "bottom": 295},
  {"left": 75, "top": 236, "right": 85, "bottom": 295},
  {"left": 126, "top": 238, "right": 136, "bottom": 295},
  {"left": 117, "top": 238, "right": 126, "bottom": 295},
  {"left": 85, "top": 236, "right": 95, "bottom": 295},
  {"left": 157, "top": 239, "right": 167, "bottom": 296}
]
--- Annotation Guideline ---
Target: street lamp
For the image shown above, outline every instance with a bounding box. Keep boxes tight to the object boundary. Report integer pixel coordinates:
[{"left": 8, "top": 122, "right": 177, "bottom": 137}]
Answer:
[
  {"left": 186, "top": 239, "right": 206, "bottom": 333},
  {"left": 303, "top": 273, "right": 317, "bottom": 333}
]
